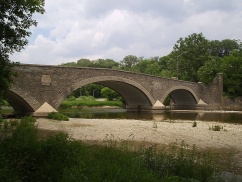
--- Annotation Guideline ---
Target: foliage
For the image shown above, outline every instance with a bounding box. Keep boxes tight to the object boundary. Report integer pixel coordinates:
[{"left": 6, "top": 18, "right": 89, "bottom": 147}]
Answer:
[
  {"left": 209, "top": 125, "right": 224, "bottom": 131},
  {"left": 101, "top": 87, "right": 122, "bottom": 101},
  {"left": 192, "top": 121, "right": 197, "bottom": 127},
  {"left": 142, "top": 141, "right": 222, "bottom": 182},
  {"left": 209, "top": 39, "right": 241, "bottom": 57},
  {"left": 171, "top": 33, "right": 210, "bottom": 82},
  {"left": 62, "top": 58, "right": 119, "bottom": 69},
  {"left": 120, "top": 55, "right": 139, "bottom": 68},
  {"left": 197, "top": 57, "right": 222, "bottom": 84},
  {"left": 0, "top": 0, "right": 45, "bottom": 102},
  {"left": 70, "top": 84, "right": 104, "bottom": 98},
  {"left": 220, "top": 52, "right": 242, "bottom": 98},
  {"left": 48, "top": 112, "right": 69, "bottom": 121},
  {"left": 60, "top": 97, "right": 124, "bottom": 109},
  {"left": 0, "top": 118, "right": 224, "bottom": 181}
]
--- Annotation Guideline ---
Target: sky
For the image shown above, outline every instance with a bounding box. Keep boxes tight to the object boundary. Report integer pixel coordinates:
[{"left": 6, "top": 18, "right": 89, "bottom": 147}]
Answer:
[{"left": 10, "top": 0, "right": 242, "bottom": 65}]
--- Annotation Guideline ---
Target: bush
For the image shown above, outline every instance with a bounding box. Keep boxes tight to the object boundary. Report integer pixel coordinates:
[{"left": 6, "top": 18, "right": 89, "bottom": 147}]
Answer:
[
  {"left": 142, "top": 141, "right": 222, "bottom": 182},
  {"left": 192, "top": 121, "right": 197, "bottom": 127},
  {"left": 0, "top": 117, "right": 224, "bottom": 182},
  {"left": 0, "top": 120, "right": 158, "bottom": 181},
  {"left": 48, "top": 112, "right": 69, "bottom": 121},
  {"left": 209, "top": 125, "right": 224, "bottom": 131}
]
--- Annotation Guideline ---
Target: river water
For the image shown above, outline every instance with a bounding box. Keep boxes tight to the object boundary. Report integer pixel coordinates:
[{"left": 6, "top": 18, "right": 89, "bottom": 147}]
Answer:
[
  {"left": 59, "top": 108, "right": 242, "bottom": 124},
  {"left": 1, "top": 106, "right": 242, "bottom": 124}
]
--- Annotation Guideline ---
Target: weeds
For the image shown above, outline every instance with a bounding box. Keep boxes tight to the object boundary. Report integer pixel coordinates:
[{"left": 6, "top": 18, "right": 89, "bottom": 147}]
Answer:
[
  {"left": 48, "top": 112, "right": 69, "bottom": 121},
  {"left": 209, "top": 125, "right": 226, "bottom": 131},
  {"left": 0, "top": 117, "right": 226, "bottom": 182},
  {"left": 192, "top": 121, "right": 197, "bottom": 127}
]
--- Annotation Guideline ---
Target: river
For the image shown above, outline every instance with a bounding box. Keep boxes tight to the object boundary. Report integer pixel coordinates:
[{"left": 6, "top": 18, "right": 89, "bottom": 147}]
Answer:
[
  {"left": 58, "top": 108, "right": 242, "bottom": 124},
  {"left": 1, "top": 106, "right": 242, "bottom": 124}
]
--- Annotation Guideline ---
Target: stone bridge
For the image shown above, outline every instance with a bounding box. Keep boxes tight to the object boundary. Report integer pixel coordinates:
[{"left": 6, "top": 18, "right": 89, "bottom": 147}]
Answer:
[{"left": 6, "top": 64, "right": 223, "bottom": 116}]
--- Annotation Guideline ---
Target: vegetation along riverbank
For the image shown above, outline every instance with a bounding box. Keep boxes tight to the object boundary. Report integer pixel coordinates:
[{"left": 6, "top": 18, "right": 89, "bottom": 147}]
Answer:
[{"left": 0, "top": 116, "right": 242, "bottom": 181}]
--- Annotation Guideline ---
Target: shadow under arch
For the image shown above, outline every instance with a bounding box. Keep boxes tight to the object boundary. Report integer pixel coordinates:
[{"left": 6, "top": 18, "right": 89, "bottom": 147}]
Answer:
[
  {"left": 6, "top": 85, "right": 41, "bottom": 115},
  {"left": 6, "top": 90, "right": 35, "bottom": 114},
  {"left": 161, "top": 86, "right": 199, "bottom": 109},
  {"left": 54, "top": 76, "right": 156, "bottom": 110}
]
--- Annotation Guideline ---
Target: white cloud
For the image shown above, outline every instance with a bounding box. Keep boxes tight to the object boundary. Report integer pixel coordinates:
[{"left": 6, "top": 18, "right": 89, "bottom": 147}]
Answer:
[{"left": 10, "top": 0, "right": 242, "bottom": 65}]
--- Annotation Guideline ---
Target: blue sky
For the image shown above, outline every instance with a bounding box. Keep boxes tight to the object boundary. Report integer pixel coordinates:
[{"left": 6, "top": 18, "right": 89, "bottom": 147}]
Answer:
[{"left": 10, "top": 0, "right": 242, "bottom": 65}]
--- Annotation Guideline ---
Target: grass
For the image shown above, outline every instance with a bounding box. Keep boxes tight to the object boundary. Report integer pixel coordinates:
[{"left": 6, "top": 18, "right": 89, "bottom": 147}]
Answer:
[
  {"left": 0, "top": 117, "right": 231, "bottom": 182},
  {"left": 59, "top": 96, "right": 124, "bottom": 109},
  {"left": 48, "top": 112, "right": 69, "bottom": 121}
]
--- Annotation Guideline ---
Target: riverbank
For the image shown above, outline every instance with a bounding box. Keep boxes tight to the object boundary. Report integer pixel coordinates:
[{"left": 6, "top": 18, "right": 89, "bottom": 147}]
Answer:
[
  {"left": 37, "top": 118, "right": 242, "bottom": 174},
  {"left": 37, "top": 118, "right": 242, "bottom": 150}
]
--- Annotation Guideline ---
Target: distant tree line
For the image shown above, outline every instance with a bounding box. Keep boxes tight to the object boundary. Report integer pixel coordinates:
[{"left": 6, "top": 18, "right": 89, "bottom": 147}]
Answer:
[{"left": 62, "top": 33, "right": 242, "bottom": 99}]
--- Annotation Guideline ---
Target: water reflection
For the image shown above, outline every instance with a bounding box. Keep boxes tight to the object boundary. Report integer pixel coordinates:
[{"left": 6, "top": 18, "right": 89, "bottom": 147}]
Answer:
[{"left": 59, "top": 108, "right": 242, "bottom": 124}]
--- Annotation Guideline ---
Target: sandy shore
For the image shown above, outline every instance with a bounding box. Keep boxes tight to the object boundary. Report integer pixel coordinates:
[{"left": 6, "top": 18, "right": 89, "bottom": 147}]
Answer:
[{"left": 37, "top": 118, "right": 242, "bottom": 152}]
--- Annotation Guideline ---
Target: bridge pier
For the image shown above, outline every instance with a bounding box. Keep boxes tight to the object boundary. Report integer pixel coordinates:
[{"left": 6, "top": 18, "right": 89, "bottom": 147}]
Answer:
[
  {"left": 32, "top": 102, "right": 57, "bottom": 117},
  {"left": 126, "top": 100, "right": 166, "bottom": 113}
]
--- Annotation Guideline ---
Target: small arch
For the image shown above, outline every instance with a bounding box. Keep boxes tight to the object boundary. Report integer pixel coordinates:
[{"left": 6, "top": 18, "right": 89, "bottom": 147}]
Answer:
[
  {"left": 161, "top": 86, "right": 199, "bottom": 106},
  {"left": 53, "top": 76, "right": 156, "bottom": 110}
]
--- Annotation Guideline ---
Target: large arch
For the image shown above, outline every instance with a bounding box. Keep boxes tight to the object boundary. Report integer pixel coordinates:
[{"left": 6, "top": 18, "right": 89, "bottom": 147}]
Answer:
[
  {"left": 53, "top": 76, "right": 156, "bottom": 110},
  {"left": 161, "top": 86, "right": 199, "bottom": 106}
]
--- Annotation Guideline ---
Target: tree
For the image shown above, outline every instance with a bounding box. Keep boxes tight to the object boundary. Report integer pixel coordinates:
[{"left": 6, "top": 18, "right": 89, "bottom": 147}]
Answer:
[
  {"left": 120, "top": 55, "right": 139, "bottom": 69},
  {"left": 93, "top": 59, "right": 119, "bottom": 68},
  {"left": 0, "top": 0, "right": 45, "bottom": 101},
  {"left": 209, "top": 39, "right": 240, "bottom": 57},
  {"left": 220, "top": 51, "right": 242, "bottom": 98},
  {"left": 101, "top": 87, "right": 121, "bottom": 101},
  {"left": 171, "top": 33, "right": 210, "bottom": 82},
  {"left": 197, "top": 57, "right": 221, "bottom": 84}
]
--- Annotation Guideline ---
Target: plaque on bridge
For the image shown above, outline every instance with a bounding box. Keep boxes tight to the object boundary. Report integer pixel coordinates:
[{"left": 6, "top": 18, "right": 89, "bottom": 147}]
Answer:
[{"left": 41, "top": 75, "right": 51, "bottom": 85}]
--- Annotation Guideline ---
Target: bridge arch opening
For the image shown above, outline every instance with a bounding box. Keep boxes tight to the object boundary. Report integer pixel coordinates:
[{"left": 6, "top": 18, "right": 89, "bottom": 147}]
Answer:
[
  {"left": 56, "top": 76, "right": 155, "bottom": 111},
  {"left": 4, "top": 90, "right": 35, "bottom": 115},
  {"left": 162, "top": 88, "right": 199, "bottom": 109}
]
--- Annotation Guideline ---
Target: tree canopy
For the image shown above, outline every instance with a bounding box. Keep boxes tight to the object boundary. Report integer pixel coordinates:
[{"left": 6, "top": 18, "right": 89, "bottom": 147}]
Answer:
[{"left": 0, "top": 0, "right": 45, "bottom": 100}]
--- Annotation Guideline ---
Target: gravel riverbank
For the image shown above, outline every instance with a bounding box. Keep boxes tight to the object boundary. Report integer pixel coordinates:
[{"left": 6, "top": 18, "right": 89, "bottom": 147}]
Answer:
[{"left": 37, "top": 118, "right": 242, "bottom": 151}]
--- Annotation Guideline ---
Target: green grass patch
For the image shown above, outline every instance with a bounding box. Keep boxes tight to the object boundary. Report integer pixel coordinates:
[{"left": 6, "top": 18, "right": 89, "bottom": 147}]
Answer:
[
  {"left": 48, "top": 112, "right": 69, "bottom": 121},
  {"left": 0, "top": 117, "right": 228, "bottom": 182},
  {"left": 59, "top": 96, "right": 124, "bottom": 109}
]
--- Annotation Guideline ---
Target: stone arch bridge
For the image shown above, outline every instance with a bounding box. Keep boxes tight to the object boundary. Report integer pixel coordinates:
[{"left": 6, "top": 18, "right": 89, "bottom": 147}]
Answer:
[{"left": 7, "top": 64, "right": 223, "bottom": 116}]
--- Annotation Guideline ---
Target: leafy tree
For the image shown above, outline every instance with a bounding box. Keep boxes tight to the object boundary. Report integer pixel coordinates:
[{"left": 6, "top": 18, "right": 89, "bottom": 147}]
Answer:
[
  {"left": 120, "top": 55, "right": 139, "bottom": 69},
  {"left": 69, "top": 84, "right": 104, "bottom": 98},
  {"left": 93, "top": 59, "right": 119, "bottom": 68},
  {"left": 131, "top": 59, "right": 161, "bottom": 75},
  {"left": 209, "top": 39, "right": 241, "bottom": 57},
  {"left": 197, "top": 57, "right": 221, "bottom": 84},
  {"left": 220, "top": 51, "right": 242, "bottom": 98},
  {"left": 101, "top": 87, "right": 121, "bottom": 101},
  {"left": 0, "top": 0, "right": 45, "bottom": 101},
  {"left": 76, "top": 58, "right": 93, "bottom": 67},
  {"left": 171, "top": 33, "right": 210, "bottom": 82}
]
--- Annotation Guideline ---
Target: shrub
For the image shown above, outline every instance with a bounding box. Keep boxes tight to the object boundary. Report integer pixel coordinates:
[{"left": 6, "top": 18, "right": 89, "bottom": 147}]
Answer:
[
  {"left": 48, "top": 112, "right": 69, "bottom": 121},
  {"left": 209, "top": 125, "right": 224, "bottom": 131},
  {"left": 192, "top": 121, "right": 197, "bottom": 127},
  {"left": 142, "top": 141, "right": 222, "bottom": 182}
]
